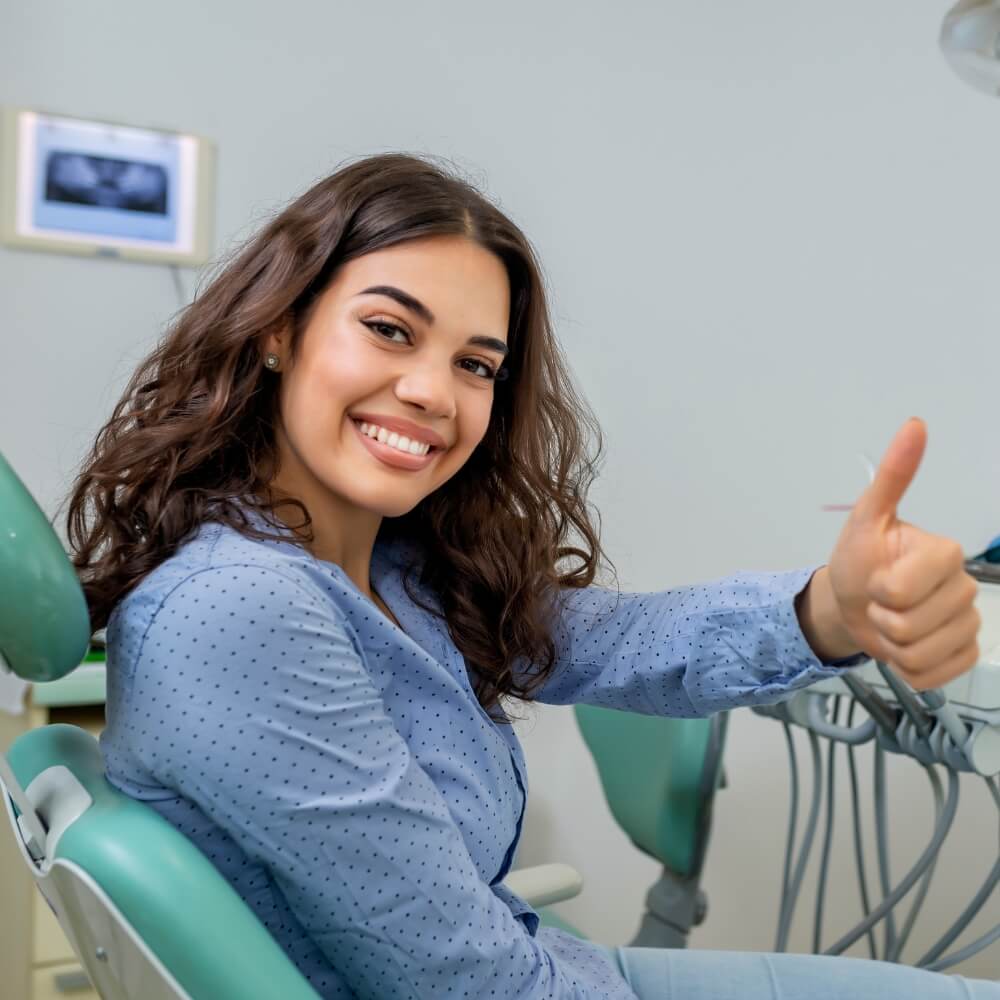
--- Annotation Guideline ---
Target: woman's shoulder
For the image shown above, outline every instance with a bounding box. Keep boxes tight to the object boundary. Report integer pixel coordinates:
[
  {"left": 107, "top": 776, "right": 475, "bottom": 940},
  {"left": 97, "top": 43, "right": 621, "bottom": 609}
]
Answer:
[{"left": 110, "top": 518, "right": 341, "bottom": 635}]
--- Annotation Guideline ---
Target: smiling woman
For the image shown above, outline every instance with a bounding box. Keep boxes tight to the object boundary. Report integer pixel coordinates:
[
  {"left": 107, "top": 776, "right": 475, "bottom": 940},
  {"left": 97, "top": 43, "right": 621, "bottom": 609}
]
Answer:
[
  {"left": 62, "top": 154, "right": 999, "bottom": 1000},
  {"left": 67, "top": 154, "right": 606, "bottom": 722}
]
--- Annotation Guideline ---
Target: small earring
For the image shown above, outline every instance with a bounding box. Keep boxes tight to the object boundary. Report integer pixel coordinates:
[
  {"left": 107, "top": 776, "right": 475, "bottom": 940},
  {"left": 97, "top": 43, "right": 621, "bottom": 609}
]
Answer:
[{"left": 264, "top": 353, "right": 280, "bottom": 371}]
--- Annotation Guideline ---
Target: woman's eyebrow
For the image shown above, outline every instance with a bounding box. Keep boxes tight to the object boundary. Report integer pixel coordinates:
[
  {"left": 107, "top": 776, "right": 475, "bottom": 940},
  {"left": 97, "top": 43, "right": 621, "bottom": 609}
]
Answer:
[
  {"left": 469, "top": 336, "right": 509, "bottom": 358},
  {"left": 359, "top": 285, "right": 435, "bottom": 324},
  {"left": 357, "top": 285, "right": 509, "bottom": 357}
]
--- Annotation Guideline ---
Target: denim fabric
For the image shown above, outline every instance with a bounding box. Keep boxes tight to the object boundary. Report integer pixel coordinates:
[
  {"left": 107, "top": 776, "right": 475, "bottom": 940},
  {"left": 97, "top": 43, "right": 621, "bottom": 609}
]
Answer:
[{"left": 594, "top": 945, "right": 1000, "bottom": 999}]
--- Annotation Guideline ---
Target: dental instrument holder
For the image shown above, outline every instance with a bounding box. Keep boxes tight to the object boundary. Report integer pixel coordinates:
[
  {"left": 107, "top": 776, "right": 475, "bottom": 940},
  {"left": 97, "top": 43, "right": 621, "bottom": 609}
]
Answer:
[
  {"left": 754, "top": 682, "right": 997, "bottom": 776},
  {"left": 754, "top": 670, "right": 999, "bottom": 777},
  {"left": 750, "top": 558, "right": 1000, "bottom": 970}
]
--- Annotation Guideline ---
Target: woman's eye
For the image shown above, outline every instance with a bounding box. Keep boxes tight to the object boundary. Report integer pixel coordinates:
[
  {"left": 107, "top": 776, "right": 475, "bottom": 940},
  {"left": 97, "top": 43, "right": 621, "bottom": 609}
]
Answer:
[
  {"left": 364, "top": 319, "right": 498, "bottom": 380},
  {"left": 459, "top": 358, "right": 498, "bottom": 380},
  {"left": 364, "top": 320, "right": 410, "bottom": 344}
]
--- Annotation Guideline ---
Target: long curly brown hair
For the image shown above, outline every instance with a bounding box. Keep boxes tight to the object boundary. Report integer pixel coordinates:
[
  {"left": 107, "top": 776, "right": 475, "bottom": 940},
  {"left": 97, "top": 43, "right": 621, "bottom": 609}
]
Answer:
[{"left": 67, "top": 152, "right": 613, "bottom": 722}]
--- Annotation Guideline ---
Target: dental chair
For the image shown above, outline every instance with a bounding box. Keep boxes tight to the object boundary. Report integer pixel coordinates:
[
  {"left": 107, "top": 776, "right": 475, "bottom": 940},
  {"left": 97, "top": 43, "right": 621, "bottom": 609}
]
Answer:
[
  {"left": 572, "top": 705, "right": 726, "bottom": 947},
  {"left": 0, "top": 450, "right": 726, "bottom": 998},
  {"left": 535, "top": 707, "right": 727, "bottom": 947},
  {"left": 0, "top": 451, "right": 328, "bottom": 1000}
]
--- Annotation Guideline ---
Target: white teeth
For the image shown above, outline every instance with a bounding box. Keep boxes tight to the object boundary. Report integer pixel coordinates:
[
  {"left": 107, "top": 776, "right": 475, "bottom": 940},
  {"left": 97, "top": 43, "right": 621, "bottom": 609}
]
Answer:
[{"left": 355, "top": 420, "right": 431, "bottom": 456}]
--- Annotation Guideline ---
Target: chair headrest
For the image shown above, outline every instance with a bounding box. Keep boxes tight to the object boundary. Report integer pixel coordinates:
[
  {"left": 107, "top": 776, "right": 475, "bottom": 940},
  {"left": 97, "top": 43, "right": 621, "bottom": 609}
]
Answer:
[{"left": 0, "top": 452, "right": 90, "bottom": 682}]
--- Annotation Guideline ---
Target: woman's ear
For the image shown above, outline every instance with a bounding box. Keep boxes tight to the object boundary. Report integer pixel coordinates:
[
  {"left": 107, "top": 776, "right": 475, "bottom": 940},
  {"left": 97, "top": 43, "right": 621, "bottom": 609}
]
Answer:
[{"left": 261, "top": 320, "right": 291, "bottom": 369}]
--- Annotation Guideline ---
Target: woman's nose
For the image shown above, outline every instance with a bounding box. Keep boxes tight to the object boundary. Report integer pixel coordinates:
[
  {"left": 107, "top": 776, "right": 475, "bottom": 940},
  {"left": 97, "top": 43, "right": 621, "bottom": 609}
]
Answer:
[{"left": 393, "top": 363, "right": 457, "bottom": 420}]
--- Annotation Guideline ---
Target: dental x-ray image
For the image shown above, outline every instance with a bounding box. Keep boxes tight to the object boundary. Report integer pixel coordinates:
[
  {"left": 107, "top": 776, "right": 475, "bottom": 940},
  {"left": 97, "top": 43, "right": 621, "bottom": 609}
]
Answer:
[{"left": 44, "top": 152, "right": 169, "bottom": 215}]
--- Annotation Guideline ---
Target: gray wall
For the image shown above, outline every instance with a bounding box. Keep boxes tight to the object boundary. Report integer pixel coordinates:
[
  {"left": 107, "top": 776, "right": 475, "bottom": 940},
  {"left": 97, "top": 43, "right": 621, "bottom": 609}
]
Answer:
[{"left": 3, "top": 0, "right": 997, "bottom": 977}]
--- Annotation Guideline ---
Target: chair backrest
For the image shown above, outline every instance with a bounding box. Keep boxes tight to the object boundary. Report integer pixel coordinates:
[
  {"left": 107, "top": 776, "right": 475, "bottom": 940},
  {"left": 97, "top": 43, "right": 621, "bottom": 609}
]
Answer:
[
  {"left": 0, "top": 452, "right": 90, "bottom": 682},
  {"left": 0, "top": 452, "right": 321, "bottom": 1000},
  {"left": 574, "top": 704, "right": 727, "bottom": 878}
]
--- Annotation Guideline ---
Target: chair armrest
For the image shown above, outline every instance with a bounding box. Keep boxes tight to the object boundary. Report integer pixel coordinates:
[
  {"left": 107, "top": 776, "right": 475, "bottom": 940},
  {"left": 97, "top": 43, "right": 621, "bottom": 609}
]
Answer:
[{"left": 501, "top": 863, "right": 584, "bottom": 907}]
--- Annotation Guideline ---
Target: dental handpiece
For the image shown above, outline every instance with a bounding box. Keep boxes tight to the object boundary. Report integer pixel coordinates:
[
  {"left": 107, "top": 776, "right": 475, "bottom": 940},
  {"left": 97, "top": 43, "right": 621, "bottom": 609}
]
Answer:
[
  {"left": 873, "top": 659, "right": 934, "bottom": 740},
  {"left": 916, "top": 688, "right": 971, "bottom": 757}
]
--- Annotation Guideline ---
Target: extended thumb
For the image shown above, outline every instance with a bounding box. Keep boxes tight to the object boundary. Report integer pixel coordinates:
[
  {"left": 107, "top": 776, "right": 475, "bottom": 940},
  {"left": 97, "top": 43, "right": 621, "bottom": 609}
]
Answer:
[{"left": 852, "top": 418, "right": 927, "bottom": 523}]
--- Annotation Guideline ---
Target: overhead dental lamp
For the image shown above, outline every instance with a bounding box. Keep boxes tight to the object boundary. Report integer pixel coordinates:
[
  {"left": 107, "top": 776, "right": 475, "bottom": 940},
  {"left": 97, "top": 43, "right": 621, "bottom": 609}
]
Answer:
[{"left": 940, "top": 0, "right": 1000, "bottom": 95}]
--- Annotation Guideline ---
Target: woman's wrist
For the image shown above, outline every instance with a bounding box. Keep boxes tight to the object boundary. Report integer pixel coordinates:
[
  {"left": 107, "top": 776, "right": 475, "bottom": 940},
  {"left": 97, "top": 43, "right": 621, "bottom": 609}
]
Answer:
[{"left": 795, "top": 565, "right": 862, "bottom": 664}]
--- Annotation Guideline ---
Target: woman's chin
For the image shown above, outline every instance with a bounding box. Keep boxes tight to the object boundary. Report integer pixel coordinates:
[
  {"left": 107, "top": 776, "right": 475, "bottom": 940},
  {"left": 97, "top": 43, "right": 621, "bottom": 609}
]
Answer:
[{"left": 348, "top": 490, "right": 425, "bottom": 520}]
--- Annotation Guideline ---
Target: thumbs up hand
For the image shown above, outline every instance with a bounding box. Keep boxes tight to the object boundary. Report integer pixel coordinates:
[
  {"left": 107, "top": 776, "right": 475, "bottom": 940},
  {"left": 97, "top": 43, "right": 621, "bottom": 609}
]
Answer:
[{"left": 825, "top": 418, "right": 981, "bottom": 690}]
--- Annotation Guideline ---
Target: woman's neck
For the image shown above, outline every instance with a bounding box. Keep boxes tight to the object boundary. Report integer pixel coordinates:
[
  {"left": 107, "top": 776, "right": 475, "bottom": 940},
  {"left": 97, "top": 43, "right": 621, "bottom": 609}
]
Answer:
[{"left": 265, "top": 486, "right": 382, "bottom": 598}]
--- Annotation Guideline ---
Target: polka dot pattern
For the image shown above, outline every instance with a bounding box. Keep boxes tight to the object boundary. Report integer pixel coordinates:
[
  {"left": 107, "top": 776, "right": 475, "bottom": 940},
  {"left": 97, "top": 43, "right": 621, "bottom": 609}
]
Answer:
[{"left": 101, "top": 517, "right": 865, "bottom": 999}]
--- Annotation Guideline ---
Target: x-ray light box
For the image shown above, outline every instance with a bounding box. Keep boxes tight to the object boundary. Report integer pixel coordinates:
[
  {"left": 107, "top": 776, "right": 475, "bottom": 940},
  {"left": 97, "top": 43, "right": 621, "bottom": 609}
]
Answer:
[{"left": 0, "top": 107, "right": 214, "bottom": 266}]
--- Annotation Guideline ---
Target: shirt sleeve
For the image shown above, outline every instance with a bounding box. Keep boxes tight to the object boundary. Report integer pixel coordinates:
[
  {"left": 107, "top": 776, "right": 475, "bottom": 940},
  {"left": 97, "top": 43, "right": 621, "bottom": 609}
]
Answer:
[
  {"left": 124, "top": 565, "right": 623, "bottom": 999},
  {"left": 526, "top": 563, "right": 869, "bottom": 716}
]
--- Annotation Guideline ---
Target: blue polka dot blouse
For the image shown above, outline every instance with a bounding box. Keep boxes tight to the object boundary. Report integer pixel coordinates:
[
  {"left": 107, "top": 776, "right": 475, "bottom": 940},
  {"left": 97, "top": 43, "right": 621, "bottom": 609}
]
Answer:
[{"left": 101, "top": 515, "right": 865, "bottom": 998}]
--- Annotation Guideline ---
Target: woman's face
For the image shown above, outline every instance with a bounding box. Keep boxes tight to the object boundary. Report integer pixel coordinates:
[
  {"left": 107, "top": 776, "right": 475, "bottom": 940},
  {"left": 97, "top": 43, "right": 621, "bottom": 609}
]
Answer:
[{"left": 266, "top": 235, "right": 511, "bottom": 520}]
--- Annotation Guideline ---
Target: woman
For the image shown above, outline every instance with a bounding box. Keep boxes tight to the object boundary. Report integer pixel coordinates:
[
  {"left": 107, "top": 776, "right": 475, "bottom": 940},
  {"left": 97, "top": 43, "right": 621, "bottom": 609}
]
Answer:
[{"left": 68, "top": 154, "right": 994, "bottom": 998}]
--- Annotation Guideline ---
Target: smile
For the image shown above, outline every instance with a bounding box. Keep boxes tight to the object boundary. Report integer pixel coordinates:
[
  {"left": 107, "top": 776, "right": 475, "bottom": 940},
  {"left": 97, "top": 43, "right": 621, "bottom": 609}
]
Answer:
[
  {"left": 355, "top": 420, "right": 433, "bottom": 456},
  {"left": 349, "top": 418, "right": 441, "bottom": 471}
]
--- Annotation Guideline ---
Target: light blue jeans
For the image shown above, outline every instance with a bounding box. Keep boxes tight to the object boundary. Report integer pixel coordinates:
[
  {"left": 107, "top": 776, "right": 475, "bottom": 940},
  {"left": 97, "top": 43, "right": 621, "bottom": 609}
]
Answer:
[{"left": 594, "top": 945, "right": 1000, "bottom": 998}]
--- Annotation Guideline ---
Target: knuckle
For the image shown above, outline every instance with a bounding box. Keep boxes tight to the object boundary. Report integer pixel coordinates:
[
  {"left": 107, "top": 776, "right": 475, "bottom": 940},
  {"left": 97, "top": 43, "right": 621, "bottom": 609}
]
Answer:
[
  {"left": 892, "top": 647, "right": 916, "bottom": 672},
  {"left": 884, "top": 616, "right": 909, "bottom": 644},
  {"left": 882, "top": 581, "right": 906, "bottom": 609},
  {"left": 948, "top": 644, "right": 978, "bottom": 678}
]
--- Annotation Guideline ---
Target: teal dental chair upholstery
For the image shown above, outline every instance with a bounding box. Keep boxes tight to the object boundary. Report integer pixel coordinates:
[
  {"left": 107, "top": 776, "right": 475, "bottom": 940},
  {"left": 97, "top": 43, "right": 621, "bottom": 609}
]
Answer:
[{"left": 567, "top": 705, "right": 728, "bottom": 947}]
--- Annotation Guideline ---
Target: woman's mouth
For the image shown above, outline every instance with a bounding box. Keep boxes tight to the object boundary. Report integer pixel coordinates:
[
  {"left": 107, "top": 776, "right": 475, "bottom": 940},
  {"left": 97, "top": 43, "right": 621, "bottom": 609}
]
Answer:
[{"left": 349, "top": 418, "right": 441, "bottom": 471}]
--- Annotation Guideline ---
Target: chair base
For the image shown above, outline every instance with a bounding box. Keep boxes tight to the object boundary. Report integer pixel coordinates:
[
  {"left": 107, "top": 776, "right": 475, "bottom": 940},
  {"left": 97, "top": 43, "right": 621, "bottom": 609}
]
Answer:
[{"left": 629, "top": 868, "right": 707, "bottom": 949}]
